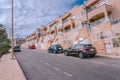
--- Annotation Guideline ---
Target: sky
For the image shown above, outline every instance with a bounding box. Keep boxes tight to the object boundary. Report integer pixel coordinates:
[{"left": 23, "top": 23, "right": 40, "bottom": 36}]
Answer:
[{"left": 0, "top": 0, "right": 84, "bottom": 38}]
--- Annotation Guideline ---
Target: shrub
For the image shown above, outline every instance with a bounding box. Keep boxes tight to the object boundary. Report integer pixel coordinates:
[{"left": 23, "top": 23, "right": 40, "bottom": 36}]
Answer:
[{"left": 0, "top": 39, "right": 11, "bottom": 58}]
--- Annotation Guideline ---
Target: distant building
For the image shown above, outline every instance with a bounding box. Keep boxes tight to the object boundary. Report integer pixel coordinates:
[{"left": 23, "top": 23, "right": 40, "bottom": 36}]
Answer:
[{"left": 14, "top": 38, "right": 25, "bottom": 46}]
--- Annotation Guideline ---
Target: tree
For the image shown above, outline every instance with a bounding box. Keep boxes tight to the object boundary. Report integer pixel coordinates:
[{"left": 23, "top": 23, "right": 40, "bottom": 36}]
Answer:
[
  {"left": 0, "top": 24, "right": 7, "bottom": 41},
  {"left": 116, "top": 34, "right": 120, "bottom": 44},
  {"left": 0, "top": 24, "right": 11, "bottom": 61}
]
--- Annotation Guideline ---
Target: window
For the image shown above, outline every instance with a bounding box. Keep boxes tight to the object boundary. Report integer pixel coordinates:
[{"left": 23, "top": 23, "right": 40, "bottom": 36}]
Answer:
[
  {"left": 70, "top": 45, "right": 76, "bottom": 49},
  {"left": 55, "top": 44, "right": 62, "bottom": 48},
  {"left": 84, "top": 44, "right": 92, "bottom": 48},
  {"left": 113, "top": 33, "right": 120, "bottom": 47},
  {"left": 77, "top": 22, "right": 83, "bottom": 29},
  {"left": 50, "top": 45, "right": 54, "bottom": 49},
  {"left": 75, "top": 44, "right": 83, "bottom": 49}
]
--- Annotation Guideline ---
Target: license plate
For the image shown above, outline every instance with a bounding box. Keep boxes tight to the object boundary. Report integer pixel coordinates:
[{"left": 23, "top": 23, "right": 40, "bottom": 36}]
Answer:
[
  {"left": 59, "top": 48, "right": 62, "bottom": 49},
  {"left": 90, "top": 49, "right": 94, "bottom": 51}
]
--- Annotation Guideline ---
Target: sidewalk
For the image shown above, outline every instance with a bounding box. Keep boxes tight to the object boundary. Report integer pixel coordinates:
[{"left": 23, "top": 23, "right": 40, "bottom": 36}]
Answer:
[
  {"left": 97, "top": 53, "right": 120, "bottom": 59},
  {"left": 0, "top": 53, "right": 26, "bottom": 80}
]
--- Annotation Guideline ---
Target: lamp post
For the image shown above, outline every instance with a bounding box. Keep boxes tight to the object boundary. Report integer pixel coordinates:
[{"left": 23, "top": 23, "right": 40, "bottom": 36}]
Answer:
[{"left": 11, "top": 0, "right": 14, "bottom": 59}]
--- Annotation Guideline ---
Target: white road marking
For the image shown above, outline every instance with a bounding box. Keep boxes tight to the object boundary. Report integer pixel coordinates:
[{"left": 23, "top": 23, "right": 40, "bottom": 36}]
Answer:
[
  {"left": 44, "top": 63, "right": 50, "bottom": 66},
  {"left": 91, "top": 60, "right": 106, "bottom": 64},
  {"left": 64, "top": 72, "right": 72, "bottom": 77},
  {"left": 53, "top": 67, "right": 61, "bottom": 71},
  {"left": 78, "top": 79, "right": 81, "bottom": 80},
  {"left": 84, "top": 60, "right": 120, "bottom": 67}
]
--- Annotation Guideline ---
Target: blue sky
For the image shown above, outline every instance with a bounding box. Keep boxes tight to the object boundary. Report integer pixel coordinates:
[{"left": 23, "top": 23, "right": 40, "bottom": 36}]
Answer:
[{"left": 0, "top": 0, "right": 84, "bottom": 38}]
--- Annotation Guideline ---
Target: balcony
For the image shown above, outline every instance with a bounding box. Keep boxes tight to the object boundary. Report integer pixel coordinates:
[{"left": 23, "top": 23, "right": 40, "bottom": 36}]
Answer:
[
  {"left": 90, "top": 17, "right": 106, "bottom": 27},
  {"left": 50, "top": 26, "right": 56, "bottom": 32},
  {"left": 86, "top": 1, "right": 112, "bottom": 19},
  {"left": 63, "top": 19, "right": 75, "bottom": 28},
  {"left": 111, "top": 18, "right": 120, "bottom": 34},
  {"left": 85, "top": 0, "right": 99, "bottom": 6},
  {"left": 57, "top": 23, "right": 63, "bottom": 31},
  {"left": 46, "top": 28, "right": 50, "bottom": 34},
  {"left": 64, "top": 28, "right": 71, "bottom": 33},
  {"left": 91, "top": 18, "right": 111, "bottom": 32}
]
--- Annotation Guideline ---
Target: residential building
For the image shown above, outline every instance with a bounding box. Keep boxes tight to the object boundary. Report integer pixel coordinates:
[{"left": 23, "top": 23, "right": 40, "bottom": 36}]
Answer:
[{"left": 23, "top": 0, "right": 120, "bottom": 54}]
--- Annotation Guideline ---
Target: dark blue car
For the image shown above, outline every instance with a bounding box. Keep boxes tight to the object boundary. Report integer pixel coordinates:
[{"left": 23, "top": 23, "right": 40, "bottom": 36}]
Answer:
[{"left": 48, "top": 44, "right": 63, "bottom": 54}]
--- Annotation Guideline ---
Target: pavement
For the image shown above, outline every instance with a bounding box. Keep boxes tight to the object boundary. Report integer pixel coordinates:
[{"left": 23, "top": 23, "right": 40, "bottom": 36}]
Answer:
[
  {"left": 0, "top": 53, "right": 26, "bottom": 80},
  {"left": 15, "top": 48, "right": 120, "bottom": 80},
  {"left": 97, "top": 53, "right": 120, "bottom": 59}
]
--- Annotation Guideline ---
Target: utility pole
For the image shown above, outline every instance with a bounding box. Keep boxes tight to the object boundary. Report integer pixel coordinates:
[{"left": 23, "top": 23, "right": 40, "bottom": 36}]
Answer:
[{"left": 11, "top": 0, "right": 14, "bottom": 59}]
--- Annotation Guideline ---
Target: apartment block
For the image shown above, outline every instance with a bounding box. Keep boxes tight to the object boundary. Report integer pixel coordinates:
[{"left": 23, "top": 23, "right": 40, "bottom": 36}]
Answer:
[{"left": 23, "top": 0, "right": 120, "bottom": 54}]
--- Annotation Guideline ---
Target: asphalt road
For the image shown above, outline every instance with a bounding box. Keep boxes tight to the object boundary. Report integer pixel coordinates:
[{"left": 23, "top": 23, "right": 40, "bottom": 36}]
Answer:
[{"left": 15, "top": 48, "right": 120, "bottom": 80}]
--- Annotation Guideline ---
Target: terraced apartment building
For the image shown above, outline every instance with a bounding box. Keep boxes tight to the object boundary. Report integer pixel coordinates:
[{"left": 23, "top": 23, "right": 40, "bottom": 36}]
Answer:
[{"left": 22, "top": 0, "right": 120, "bottom": 54}]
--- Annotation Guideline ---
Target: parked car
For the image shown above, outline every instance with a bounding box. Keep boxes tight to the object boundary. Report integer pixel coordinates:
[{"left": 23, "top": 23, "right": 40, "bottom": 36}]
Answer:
[
  {"left": 28, "top": 45, "right": 36, "bottom": 49},
  {"left": 48, "top": 44, "right": 64, "bottom": 54},
  {"left": 14, "top": 46, "right": 21, "bottom": 52},
  {"left": 64, "top": 44, "right": 97, "bottom": 59}
]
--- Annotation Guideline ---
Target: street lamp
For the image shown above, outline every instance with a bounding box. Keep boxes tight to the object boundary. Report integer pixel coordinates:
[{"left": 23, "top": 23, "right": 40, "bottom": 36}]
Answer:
[{"left": 11, "top": 0, "right": 14, "bottom": 59}]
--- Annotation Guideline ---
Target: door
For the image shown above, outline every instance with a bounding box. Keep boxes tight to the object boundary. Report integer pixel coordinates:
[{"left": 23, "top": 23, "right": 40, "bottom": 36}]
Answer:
[
  {"left": 49, "top": 45, "right": 54, "bottom": 52},
  {"left": 105, "top": 43, "right": 112, "bottom": 54},
  {"left": 69, "top": 45, "right": 76, "bottom": 54}
]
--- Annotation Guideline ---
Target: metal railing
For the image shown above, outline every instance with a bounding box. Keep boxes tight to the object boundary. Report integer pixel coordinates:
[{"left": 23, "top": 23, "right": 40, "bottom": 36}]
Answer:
[
  {"left": 64, "top": 28, "right": 71, "bottom": 33},
  {"left": 86, "top": 0, "right": 110, "bottom": 13},
  {"left": 111, "top": 18, "right": 120, "bottom": 25},
  {"left": 90, "top": 18, "right": 106, "bottom": 27},
  {"left": 62, "top": 18, "right": 71, "bottom": 23}
]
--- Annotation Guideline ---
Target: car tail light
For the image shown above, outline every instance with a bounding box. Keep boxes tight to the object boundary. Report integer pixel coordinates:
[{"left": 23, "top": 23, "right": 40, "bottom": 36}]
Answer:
[{"left": 83, "top": 48, "right": 89, "bottom": 51}]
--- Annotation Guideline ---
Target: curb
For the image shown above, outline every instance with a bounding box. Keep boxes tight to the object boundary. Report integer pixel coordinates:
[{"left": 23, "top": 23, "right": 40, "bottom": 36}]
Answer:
[
  {"left": 14, "top": 54, "right": 28, "bottom": 80},
  {"left": 97, "top": 54, "right": 120, "bottom": 59}
]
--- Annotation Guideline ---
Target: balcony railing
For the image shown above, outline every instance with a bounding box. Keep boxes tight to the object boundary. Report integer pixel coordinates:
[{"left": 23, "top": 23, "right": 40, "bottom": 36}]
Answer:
[
  {"left": 111, "top": 18, "right": 120, "bottom": 25},
  {"left": 64, "top": 28, "right": 71, "bottom": 33},
  {"left": 46, "top": 29, "right": 50, "bottom": 33},
  {"left": 56, "top": 23, "right": 62, "bottom": 28},
  {"left": 58, "top": 32, "right": 63, "bottom": 35},
  {"left": 86, "top": 0, "right": 110, "bottom": 13},
  {"left": 90, "top": 18, "right": 106, "bottom": 27},
  {"left": 62, "top": 17, "right": 71, "bottom": 23}
]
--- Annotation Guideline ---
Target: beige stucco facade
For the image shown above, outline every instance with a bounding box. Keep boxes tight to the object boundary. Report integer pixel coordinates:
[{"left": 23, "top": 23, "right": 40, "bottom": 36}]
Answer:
[{"left": 22, "top": 0, "right": 120, "bottom": 54}]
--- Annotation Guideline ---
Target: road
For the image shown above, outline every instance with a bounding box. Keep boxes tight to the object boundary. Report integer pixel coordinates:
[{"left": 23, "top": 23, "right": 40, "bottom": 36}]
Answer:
[{"left": 15, "top": 48, "right": 120, "bottom": 80}]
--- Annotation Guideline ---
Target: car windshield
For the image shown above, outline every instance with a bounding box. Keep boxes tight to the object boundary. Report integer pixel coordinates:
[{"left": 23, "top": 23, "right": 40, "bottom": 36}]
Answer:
[
  {"left": 55, "top": 44, "right": 62, "bottom": 48},
  {"left": 70, "top": 44, "right": 76, "bottom": 49},
  {"left": 75, "top": 44, "right": 82, "bottom": 48},
  {"left": 84, "top": 44, "right": 92, "bottom": 48},
  {"left": 14, "top": 46, "right": 20, "bottom": 48}
]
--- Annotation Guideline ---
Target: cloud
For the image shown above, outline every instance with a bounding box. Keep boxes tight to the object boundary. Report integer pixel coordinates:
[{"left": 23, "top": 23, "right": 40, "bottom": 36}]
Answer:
[{"left": 0, "top": 0, "right": 84, "bottom": 38}]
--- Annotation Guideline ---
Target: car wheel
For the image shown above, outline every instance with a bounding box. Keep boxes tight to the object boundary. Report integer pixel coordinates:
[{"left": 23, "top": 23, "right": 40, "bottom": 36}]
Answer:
[
  {"left": 64, "top": 51, "right": 69, "bottom": 56},
  {"left": 91, "top": 55, "right": 95, "bottom": 57},
  {"left": 79, "top": 52, "right": 84, "bottom": 59}
]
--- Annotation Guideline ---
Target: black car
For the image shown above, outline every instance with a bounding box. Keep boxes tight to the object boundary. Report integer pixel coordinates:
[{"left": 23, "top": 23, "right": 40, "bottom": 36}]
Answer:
[
  {"left": 64, "top": 44, "right": 97, "bottom": 59},
  {"left": 14, "top": 46, "right": 21, "bottom": 52},
  {"left": 48, "top": 44, "right": 63, "bottom": 54}
]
